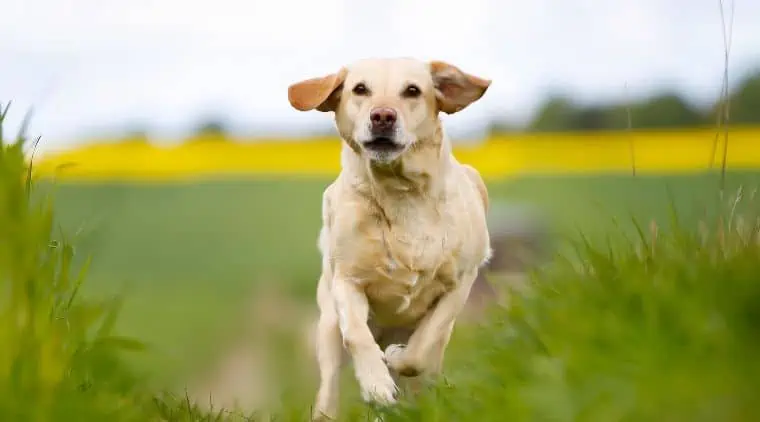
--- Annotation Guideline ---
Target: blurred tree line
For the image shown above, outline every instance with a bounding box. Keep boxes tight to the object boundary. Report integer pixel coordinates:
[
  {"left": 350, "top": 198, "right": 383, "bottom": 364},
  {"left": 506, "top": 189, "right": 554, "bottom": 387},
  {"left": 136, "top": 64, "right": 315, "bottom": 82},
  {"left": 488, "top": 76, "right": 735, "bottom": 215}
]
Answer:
[
  {"left": 118, "top": 70, "right": 760, "bottom": 140},
  {"left": 492, "top": 70, "right": 760, "bottom": 133}
]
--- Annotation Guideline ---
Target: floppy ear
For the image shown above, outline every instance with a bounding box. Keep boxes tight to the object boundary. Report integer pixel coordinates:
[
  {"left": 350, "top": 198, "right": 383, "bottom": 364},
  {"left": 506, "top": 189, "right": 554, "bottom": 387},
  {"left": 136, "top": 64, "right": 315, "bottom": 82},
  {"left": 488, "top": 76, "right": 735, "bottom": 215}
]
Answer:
[
  {"left": 430, "top": 61, "right": 491, "bottom": 114},
  {"left": 287, "top": 68, "right": 347, "bottom": 112}
]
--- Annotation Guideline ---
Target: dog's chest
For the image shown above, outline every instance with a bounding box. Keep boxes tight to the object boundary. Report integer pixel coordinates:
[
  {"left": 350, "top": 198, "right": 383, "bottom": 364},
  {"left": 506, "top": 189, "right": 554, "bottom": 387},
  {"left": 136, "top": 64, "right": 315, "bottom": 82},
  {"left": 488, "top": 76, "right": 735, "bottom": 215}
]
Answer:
[{"left": 360, "top": 201, "right": 461, "bottom": 326}]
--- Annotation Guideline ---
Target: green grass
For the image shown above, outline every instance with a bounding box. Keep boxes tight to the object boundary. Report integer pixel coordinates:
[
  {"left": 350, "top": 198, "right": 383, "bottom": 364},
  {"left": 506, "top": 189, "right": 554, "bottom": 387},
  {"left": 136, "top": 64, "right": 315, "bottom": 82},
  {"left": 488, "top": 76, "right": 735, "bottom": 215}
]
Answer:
[
  {"left": 0, "top": 105, "right": 155, "bottom": 421},
  {"left": 375, "top": 209, "right": 760, "bottom": 422},
  {"left": 38, "top": 171, "right": 760, "bottom": 385},
  {"left": 5, "top": 102, "right": 760, "bottom": 419},
  {"left": 39, "top": 179, "right": 329, "bottom": 382}
]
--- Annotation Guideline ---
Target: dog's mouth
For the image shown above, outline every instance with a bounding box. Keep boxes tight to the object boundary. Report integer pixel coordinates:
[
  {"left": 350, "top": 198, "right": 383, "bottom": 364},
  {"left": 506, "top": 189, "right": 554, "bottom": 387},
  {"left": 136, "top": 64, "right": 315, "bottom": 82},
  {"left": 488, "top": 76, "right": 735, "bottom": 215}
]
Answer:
[{"left": 362, "top": 136, "right": 403, "bottom": 153}]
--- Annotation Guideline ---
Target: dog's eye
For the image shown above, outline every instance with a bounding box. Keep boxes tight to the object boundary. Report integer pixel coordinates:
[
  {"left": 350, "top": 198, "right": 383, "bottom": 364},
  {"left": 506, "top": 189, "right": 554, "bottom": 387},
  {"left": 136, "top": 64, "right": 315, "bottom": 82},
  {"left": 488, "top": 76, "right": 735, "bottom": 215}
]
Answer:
[
  {"left": 352, "top": 83, "right": 369, "bottom": 96},
  {"left": 402, "top": 84, "right": 422, "bottom": 98}
]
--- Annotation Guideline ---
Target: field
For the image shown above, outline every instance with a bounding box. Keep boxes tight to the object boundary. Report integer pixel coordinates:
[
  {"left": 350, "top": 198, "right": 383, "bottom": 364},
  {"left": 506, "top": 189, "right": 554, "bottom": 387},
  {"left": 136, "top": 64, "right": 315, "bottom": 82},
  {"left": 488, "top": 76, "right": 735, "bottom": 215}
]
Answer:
[
  {"left": 43, "top": 171, "right": 760, "bottom": 380},
  {"left": 4, "top": 124, "right": 760, "bottom": 420}
]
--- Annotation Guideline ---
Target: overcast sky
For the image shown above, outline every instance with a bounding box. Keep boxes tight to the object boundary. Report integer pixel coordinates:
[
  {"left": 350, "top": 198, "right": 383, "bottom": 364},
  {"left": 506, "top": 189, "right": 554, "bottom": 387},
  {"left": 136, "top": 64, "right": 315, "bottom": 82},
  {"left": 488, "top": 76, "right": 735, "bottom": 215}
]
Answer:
[{"left": 1, "top": 0, "right": 758, "bottom": 153}]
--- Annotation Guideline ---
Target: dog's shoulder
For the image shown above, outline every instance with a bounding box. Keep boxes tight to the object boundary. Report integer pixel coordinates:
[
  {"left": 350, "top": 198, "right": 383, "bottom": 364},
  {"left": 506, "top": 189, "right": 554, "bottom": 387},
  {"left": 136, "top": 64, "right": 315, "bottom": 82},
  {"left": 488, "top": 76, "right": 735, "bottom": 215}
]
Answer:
[
  {"left": 443, "top": 162, "right": 491, "bottom": 268},
  {"left": 459, "top": 163, "right": 489, "bottom": 212},
  {"left": 321, "top": 175, "right": 371, "bottom": 216},
  {"left": 320, "top": 180, "right": 340, "bottom": 228},
  {"left": 320, "top": 176, "right": 380, "bottom": 243}
]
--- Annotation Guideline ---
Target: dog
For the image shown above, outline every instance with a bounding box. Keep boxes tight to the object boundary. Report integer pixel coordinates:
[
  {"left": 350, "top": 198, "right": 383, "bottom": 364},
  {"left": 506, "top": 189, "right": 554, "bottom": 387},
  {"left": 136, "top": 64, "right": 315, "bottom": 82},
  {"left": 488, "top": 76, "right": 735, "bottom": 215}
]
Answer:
[{"left": 287, "top": 57, "right": 492, "bottom": 420}]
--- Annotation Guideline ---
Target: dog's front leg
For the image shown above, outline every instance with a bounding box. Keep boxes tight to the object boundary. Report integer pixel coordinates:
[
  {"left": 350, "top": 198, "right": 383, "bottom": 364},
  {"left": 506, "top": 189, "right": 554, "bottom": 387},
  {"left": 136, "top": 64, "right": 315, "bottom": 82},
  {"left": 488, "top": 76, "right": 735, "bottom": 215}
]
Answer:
[
  {"left": 332, "top": 276, "right": 398, "bottom": 405},
  {"left": 384, "top": 268, "right": 479, "bottom": 377}
]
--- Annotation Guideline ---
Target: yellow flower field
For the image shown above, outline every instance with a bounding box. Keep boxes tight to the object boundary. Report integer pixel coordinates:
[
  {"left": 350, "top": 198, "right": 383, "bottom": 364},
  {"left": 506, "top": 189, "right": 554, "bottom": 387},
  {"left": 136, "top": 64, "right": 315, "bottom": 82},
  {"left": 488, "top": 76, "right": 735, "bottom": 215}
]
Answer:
[{"left": 32, "top": 127, "right": 760, "bottom": 181}]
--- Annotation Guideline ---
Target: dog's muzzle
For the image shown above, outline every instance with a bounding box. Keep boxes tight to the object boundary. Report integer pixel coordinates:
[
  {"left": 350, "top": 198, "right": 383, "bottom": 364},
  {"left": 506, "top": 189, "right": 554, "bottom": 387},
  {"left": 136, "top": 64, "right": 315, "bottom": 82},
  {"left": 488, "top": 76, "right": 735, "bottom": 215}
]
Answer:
[{"left": 363, "top": 107, "right": 403, "bottom": 153}]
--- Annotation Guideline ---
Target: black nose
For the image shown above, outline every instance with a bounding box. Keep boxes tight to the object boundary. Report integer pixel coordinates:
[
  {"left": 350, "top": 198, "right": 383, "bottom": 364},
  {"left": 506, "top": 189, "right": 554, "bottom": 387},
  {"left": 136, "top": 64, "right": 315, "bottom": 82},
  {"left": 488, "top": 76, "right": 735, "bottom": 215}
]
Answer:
[{"left": 370, "top": 107, "right": 397, "bottom": 132}]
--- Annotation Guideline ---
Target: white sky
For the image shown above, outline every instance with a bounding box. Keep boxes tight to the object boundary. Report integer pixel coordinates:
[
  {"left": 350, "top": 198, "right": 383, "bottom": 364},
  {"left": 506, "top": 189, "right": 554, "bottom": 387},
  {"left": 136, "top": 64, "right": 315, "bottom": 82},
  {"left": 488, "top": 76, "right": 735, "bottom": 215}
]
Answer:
[{"left": 1, "top": 0, "right": 759, "bottom": 153}]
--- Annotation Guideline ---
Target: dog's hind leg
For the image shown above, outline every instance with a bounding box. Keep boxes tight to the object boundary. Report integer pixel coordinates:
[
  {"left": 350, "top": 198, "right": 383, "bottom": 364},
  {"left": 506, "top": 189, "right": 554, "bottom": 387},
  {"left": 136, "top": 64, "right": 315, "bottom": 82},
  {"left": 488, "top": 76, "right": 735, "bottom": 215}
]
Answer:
[{"left": 313, "top": 275, "right": 344, "bottom": 421}]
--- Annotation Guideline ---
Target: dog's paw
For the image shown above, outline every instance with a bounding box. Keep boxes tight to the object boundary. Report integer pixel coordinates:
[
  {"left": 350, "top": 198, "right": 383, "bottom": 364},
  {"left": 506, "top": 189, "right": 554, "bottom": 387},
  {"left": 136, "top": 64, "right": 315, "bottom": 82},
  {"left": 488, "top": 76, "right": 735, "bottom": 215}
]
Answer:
[
  {"left": 359, "top": 372, "right": 398, "bottom": 405},
  {"left": 383, "top": 344, "right": 406, "bottom": 369},
  {"left": 311, "top": 410, "right": 335, "bottom": 422},
  {"left": 384, "top": 343, "right": 405, "bottom": 359},
  {"left": 384, "top": 344, "right": 421, "bottom": 377},
  {"left": 312, "top": 391, "right": 338, "bottom": 421},
  {"left": 355, "top": 355, "right": 398, "bottom": 405}
]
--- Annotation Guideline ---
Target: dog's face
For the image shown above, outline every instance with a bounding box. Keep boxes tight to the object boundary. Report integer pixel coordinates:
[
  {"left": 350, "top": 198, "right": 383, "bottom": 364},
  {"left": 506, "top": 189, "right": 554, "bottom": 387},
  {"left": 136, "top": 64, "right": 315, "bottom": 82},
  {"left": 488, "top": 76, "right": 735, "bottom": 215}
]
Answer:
[{"left": 288, "top": 58, "right": 491, "bottom": 163}]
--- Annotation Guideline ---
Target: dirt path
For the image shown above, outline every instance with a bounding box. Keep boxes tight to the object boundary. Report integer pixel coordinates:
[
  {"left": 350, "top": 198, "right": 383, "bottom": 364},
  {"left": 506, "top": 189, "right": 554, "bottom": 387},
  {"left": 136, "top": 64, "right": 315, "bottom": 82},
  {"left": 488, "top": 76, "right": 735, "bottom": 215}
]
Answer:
[
  {"left": 183, "top": 286, "right": 317, "bottom": 416},
  {"left": 182, "top": 201, "right": 548, "bottom": 416}
]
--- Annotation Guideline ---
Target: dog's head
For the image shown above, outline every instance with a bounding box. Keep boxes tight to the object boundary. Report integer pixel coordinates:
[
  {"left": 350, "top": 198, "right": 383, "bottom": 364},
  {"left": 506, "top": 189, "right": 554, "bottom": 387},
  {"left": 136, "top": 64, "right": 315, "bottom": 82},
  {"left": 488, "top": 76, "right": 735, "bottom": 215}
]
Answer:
[{"left": 288, "top": 58, "right": 491, "bottom": 163}]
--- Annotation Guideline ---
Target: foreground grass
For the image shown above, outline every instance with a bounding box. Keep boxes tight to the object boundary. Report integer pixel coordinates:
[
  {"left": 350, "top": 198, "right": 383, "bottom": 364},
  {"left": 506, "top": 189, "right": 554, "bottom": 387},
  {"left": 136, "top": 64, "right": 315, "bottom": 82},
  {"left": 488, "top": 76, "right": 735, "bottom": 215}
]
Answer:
[
  {"left": 377, "top": 208, "right": 760, "bottom": 421},
  {"left": 0, "top": 107, "right": 154, "bottom": 420}
]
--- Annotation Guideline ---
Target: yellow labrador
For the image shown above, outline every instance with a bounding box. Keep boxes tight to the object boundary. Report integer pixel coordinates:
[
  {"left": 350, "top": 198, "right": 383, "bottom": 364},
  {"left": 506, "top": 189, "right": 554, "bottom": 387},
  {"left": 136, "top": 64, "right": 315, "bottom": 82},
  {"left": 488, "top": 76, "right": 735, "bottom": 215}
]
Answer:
[{"left": 287, "top": 57, "right": 492, "bottom": 420}]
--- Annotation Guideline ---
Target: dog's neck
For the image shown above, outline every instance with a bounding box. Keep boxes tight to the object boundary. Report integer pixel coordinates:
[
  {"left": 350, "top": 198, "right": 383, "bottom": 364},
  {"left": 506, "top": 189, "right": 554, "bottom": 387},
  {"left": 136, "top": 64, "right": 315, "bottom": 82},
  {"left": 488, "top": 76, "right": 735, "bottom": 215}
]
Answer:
[{"left": 340, "top": 123, "right": 451, "bottom": 202}]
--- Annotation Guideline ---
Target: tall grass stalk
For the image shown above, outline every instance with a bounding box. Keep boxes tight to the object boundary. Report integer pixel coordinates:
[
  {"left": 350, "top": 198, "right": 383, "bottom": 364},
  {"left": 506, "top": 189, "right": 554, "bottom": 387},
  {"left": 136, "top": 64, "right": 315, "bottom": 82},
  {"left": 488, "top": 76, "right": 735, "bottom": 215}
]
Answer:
[{"left": 0, "top": 103, "right": 149, "bottom": 421}]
